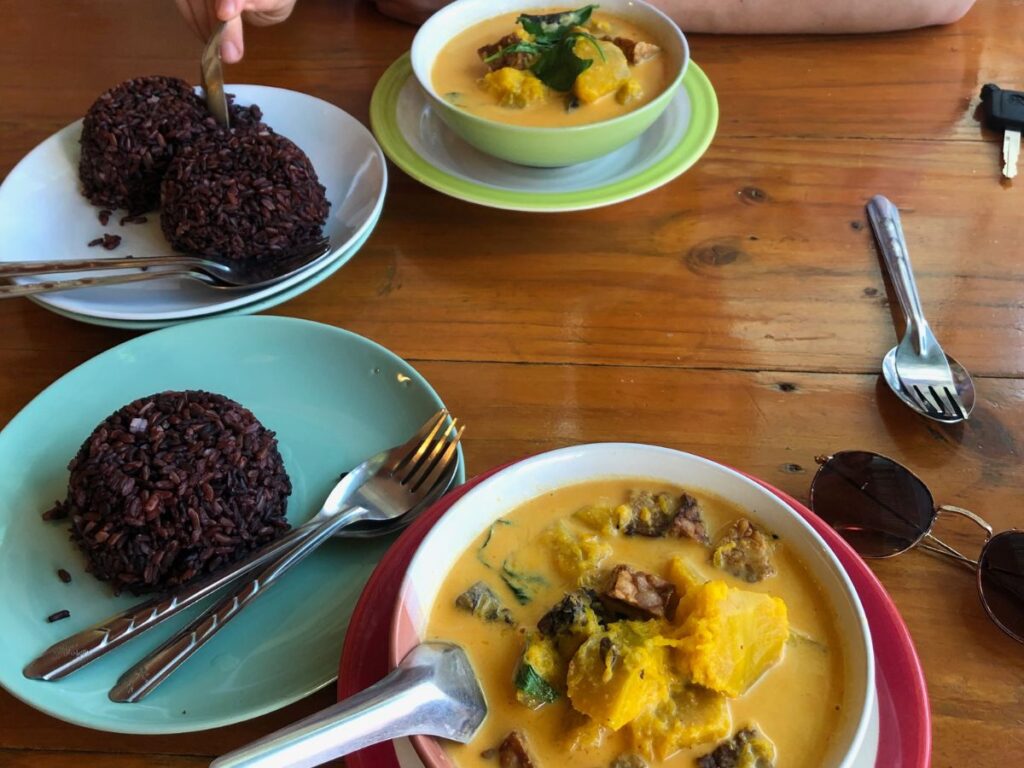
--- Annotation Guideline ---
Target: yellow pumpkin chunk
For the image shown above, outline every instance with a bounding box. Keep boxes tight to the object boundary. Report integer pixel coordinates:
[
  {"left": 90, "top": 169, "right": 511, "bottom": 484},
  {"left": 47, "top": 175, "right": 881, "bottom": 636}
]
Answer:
[
  {"left": 572, "top": 39, "right": 631, "bottom": 103},
  {"left": 674, "top": 580, "right": 788, "bottom": 697},
  {"left": 617, "top": 78, "right": 644, "bottom": 105},
  {"left": 544, "top": 522, "right": 612, "bottom": 584},
  {"left": 481, "top": 67, "right": 548, "bottom": 108},
  {"left": 572, "top": 503, "right": 633, "bottom": 535},
  {"left": 628, "top": 684, "right": 731, "bottom": 759},
  {"left": 567, "top": 620, "right": 671, "bottom": 730}
]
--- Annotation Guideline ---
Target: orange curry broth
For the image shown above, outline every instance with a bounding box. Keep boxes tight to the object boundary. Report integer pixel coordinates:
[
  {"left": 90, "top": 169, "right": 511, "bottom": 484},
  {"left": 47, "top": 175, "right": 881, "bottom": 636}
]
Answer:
[
  {"left": 431, "top": 10, "right": 673, "bottom": 127},
  {"left": 425, "top": 479, "right": 847, "bottom": 768}
]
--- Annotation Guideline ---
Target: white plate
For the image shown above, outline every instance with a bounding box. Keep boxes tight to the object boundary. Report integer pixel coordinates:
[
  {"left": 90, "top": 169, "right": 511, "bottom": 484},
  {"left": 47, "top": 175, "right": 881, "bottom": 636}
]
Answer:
[{"left": 0, "top": 85, "right": 386, "bottom": 321}]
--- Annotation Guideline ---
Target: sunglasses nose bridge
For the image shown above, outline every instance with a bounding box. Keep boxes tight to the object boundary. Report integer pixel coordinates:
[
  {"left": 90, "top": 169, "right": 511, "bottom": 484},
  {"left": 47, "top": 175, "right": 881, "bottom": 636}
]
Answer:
[{"left": 937, "top": 504, "right": 994, "bottom": 539}]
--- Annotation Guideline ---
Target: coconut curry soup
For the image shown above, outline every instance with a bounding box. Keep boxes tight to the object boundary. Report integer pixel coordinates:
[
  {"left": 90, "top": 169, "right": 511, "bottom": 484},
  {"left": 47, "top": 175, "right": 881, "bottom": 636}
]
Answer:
[
  {"left": 425, "top": 480, "right": 848, "bottom": 768},
  {"left": 431, "top": 6, "right": 674, "bottom": 128}
]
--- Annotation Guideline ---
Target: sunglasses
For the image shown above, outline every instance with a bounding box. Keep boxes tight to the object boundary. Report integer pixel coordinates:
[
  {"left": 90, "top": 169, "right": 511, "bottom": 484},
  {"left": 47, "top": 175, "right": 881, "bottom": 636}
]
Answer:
[{"left": 809, "top": 450, "right": 1024, "bottom": 644}]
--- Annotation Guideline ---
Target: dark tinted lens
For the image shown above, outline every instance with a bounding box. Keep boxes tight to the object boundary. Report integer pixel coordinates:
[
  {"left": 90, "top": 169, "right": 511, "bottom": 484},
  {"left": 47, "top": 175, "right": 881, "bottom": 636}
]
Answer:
[
  {"left": 810, "top": 451, "right": 935, "bottom": 557},
  {"left": 979, "top": 531, "right": 1024, "bottom": 643}
]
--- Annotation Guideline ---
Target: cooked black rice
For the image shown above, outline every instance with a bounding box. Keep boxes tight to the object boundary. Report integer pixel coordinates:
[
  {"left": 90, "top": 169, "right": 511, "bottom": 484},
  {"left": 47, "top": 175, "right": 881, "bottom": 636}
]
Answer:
[
  {"left": 46, "top": 390, "right": 291, "bottom": 595},
  {"left": 47, "top": 610, "right": 71, "bottom": 623},
  {"left": 160, "top": 129, "right": 329, "bottom": 263},
  {"left": 78, "top": 75, "right": 263, "bottom": 213},
  {"left": 88, "top": 234, "right": 121, "bottom": 250}
]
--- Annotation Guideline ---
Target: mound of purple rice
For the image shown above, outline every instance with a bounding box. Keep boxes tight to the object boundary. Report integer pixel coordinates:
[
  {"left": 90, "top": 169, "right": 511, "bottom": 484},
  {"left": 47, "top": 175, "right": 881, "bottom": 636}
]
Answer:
[
  {"left": 78, "top": 75, "right": 263, "bottom": 213},
  {"left": 160, "top": 129, "right": 329, "bottom": 263},
  {"left": 45, "top": 390, "right": 291, "bottom": 595}
]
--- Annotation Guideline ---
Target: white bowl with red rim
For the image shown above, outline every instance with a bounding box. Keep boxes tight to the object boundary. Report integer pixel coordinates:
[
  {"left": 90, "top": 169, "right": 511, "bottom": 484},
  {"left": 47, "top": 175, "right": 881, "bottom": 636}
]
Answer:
[{"left": 389, "top": 442, "right": 878, "bottom": 768}]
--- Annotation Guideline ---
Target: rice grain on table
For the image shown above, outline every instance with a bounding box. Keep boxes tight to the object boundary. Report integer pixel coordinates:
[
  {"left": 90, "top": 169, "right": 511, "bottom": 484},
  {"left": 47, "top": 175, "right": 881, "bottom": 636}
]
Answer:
[
  {"left": 160, "top": 129, "right": 329, "bottom": 263},
  {"left": 45, "top": 390, "right": 291, "bottom": 595},
  {"left": 78, "top": 75, "right": 264, "bottom": 214}
]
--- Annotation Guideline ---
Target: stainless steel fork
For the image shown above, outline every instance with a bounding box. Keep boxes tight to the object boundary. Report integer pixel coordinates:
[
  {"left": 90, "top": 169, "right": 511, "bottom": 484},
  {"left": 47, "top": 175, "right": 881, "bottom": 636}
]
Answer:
[
  {"left": 108, "top": 413, "right": 464, "bottom": 703},
  {"left": 108, "top": 417, "right": 460, "bottom": 708},
  {"left": 867, "top": 195, "right": 968, "bottom": 420}
]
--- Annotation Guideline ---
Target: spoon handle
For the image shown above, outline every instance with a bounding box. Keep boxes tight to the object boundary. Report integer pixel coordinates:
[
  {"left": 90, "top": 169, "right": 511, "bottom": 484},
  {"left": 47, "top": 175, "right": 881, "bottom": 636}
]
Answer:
[
  {"left": 22, "top": 521, "right": 321, "bottom": 681},
  {"left": 0, "top": 254, "right": 205, "bottom": 278},
  {"left": 108, "top": 505, "right": 372, "bottom": 703},
  {"left": 211, "top": 643, "right": 483, "bottom": 768},
  {"left": 0, "top": 267, "right": 197, "bottom": 297},
  {"left": 866, "top": 195, "right": 930, "bottom": 348},
  {"left": 212, "top": 664, "right": 437, "bottom": 768}
]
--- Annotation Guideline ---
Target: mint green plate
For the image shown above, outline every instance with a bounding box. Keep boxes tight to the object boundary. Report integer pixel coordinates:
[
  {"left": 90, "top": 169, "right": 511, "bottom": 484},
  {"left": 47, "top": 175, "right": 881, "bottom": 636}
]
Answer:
[
  {"left": 31, "top": 205, "right": 382, "bottom": 331},
  {"left": 0, "top": 316, "right": 464, "bottom": 734},
  {"left": 370, "top": 53, "right": 718, "bottom": 212}
]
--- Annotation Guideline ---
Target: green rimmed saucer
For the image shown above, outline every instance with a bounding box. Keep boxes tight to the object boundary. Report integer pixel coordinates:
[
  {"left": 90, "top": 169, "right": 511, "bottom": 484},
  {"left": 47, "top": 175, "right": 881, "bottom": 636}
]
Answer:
[
  {"left": 370, "top": 53, "right": 718, "bottom": 212},
  {"left": 0, "top": 316, "right": 464, "bottom": 733}
]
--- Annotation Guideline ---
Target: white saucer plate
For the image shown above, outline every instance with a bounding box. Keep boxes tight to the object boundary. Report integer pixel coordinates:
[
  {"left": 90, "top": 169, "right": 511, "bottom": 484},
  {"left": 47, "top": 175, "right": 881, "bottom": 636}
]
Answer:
[{"left": 0, "top": 85, "right": 386, "bottom": 322}]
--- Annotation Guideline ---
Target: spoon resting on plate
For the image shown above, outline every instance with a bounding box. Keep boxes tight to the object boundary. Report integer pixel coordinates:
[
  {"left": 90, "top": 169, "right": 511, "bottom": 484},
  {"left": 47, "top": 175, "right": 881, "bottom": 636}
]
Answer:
[
  {"left": 0, "top": 237, "right": 331, "bottom": 298},
  {"left": 211, "top": 642, "right": 487, "bottom": 768}
]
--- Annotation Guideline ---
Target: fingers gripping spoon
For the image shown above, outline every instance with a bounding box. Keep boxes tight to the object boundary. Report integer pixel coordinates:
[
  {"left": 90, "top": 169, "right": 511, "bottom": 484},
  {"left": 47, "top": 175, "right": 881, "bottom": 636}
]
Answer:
[{"left": 867, "top": 195, "right": 975, "bottom": 423}]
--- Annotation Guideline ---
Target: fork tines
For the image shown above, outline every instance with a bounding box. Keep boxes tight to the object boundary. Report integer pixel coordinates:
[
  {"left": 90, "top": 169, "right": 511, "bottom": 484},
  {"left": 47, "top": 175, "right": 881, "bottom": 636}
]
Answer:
[
  {"left": 405, "top": 418, "right": 463, "bottom": 495},
  {"left": 907, "top": 384, "right": 967, "bottom": 421}
]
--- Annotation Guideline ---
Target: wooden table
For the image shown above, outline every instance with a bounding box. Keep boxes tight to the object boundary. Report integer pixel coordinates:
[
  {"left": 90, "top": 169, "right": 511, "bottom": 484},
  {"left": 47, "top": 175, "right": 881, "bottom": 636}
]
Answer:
[{"left": 2, "top": 0, "right": 1022, "bottom": 765}]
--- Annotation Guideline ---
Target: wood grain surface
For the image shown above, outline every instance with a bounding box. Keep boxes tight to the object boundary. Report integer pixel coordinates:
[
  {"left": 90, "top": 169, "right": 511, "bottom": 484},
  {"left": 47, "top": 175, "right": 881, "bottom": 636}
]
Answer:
[{"left": 1, "top": 0, "right": 1022, "bottom": 765}]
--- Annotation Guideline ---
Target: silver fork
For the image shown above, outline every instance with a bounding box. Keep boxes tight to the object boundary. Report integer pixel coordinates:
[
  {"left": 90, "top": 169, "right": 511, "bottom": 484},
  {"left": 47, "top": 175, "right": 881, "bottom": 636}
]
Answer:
[
  {"left": 867, "top": 195, "right": 967, "bottom": 420},
  {"left": 108, "top": 414, "right": 464, "bottom": 703}
]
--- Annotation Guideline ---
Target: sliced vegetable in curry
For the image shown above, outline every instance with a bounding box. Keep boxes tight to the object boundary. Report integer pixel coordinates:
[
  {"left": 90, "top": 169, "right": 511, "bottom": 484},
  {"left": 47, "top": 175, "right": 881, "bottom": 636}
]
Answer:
[{"left": 431, "top": 6, "right": 671, "bottom": 128}]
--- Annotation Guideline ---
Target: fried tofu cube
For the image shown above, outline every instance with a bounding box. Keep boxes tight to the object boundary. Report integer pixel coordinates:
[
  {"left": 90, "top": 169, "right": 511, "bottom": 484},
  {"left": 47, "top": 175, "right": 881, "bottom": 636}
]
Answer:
[
  {"left": 567, "top": 621, "right": 670, "bottom": 730},
  {"left": 674, "top": 580, "right": 788, "bottom": 697}
]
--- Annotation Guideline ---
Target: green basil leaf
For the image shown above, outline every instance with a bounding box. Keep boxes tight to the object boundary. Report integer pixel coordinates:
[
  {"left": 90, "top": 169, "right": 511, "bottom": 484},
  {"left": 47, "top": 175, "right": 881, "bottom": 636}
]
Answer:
[
  {"left": 484, "top": 40, "right": 542, "bottom": 63},
  {"left": 531, "top": 37, "right": 593, "bottom": 92},
  {"left": 517, "top": 5, "right": 598, "bottom": 45}
]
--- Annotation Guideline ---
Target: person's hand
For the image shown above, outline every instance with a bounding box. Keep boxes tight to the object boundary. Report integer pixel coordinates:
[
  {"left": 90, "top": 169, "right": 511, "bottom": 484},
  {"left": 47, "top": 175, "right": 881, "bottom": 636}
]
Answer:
[
  {"left": 176, "top": 0, "right": 297, "bottom": 63},
  {"left": 374, "top": 0, "right": 450, "bottom": 25}
]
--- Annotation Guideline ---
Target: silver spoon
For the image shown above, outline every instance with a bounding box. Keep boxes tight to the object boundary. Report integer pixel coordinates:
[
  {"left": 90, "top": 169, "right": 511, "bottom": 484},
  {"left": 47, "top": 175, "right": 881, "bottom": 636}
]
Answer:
[
  {"left": 211, "top": 642, "right": 487, "bottom": 768},
  {"left": 0, "top": 238, "right": 331, "bottom": 299},
  {"left": 201, "top": 21, "right": 231, "bottom": 129},
  {"left": 866, "top": 195, "right": 976, "bottom": 422}
]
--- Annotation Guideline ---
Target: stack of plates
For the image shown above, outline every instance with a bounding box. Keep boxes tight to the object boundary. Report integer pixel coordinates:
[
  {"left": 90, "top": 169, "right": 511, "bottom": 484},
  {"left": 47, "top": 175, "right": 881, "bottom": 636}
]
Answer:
[{"left": 0, "top": 86, "right": 387, "bottom": 330}]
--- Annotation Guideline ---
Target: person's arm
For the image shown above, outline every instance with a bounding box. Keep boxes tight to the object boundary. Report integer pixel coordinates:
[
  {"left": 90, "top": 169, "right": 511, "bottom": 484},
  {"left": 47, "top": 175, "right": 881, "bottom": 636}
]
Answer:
[
  {"left": 374, "top": 0, "right": 976, "bottom": 32},
  {"left": 176, "top": 0, "right": 297, "bottom": 63},
  {"left": 657, "top": 0, "right": 976, "bottom": 34}
]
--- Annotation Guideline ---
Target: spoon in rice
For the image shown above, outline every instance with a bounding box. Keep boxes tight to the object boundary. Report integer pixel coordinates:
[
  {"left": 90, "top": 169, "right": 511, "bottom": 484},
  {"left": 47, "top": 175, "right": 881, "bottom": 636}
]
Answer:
[
  {"left": 0, "top": 237, "right": 331, "bottom": 298},
  {"left": 201, "top": 21, "right": 231, "bottom": 129}
]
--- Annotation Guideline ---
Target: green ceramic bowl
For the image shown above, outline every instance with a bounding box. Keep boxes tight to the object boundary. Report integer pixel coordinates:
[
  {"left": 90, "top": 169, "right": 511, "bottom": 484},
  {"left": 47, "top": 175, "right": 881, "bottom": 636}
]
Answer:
[{"left": 410, "top": 0, "right": 689, "bottom": 167}]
